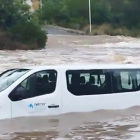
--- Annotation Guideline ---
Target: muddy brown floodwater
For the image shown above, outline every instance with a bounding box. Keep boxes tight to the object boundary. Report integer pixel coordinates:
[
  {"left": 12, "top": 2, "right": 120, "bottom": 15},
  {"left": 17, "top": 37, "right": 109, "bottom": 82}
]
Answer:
[{"left": 0, "top": 34, "right": 140, "bottom": 140}]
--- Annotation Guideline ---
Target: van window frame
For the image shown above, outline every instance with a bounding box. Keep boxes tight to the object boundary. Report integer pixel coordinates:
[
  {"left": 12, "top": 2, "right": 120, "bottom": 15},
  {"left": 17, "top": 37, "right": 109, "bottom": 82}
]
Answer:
[
  {"left": 65, "top": 68, "right": 140, "bottom": 96},
  {"left": 66, "top": 69, "right": 113, "bottom": 96},
  {"left": 8, "top": 69, "right": 57, "bottom": 101}
]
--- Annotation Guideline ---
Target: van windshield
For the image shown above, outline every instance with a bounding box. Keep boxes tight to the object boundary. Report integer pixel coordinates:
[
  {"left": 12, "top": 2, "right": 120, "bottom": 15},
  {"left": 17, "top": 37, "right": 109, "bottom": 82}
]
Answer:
[{"left": 0, "top": 69, "right": 30, "bottom": 92}]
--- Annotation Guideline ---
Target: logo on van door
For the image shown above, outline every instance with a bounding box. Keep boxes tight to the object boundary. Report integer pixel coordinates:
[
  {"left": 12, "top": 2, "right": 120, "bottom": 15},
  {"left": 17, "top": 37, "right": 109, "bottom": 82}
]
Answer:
[
  {"left": 28, "top": 103, "right": 47, "bottom": 112},
  {"left": 28, "top": 104, "right": 33, "bottom": 109},
  {"left": 34, "top": 103, "right": 46, "bottom": 106}
]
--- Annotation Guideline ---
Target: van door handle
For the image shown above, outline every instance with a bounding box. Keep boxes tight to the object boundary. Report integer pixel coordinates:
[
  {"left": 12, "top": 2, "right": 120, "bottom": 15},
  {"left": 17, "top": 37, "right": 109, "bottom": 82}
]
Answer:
[{"left": 48, "top": 105, "right": 59, "bottom": 108}]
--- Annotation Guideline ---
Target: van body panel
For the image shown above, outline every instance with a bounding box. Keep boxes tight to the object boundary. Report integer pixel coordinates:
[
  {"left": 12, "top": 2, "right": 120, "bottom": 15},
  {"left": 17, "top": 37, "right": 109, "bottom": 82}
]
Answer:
[
  {"left": 62, "top": 87, "right": 140, "bottom": 113},
  {"left": 0, "top": 92, "right": 11, "bottom": 120},
  {"left": 11, "top": 91, "right": 62, "bottom": 118},
  {"left": 0, "top": 64, "right": 139, "bottom": 119},
  {"left": 61, "top": 68, "right": 140, "bottom": 114},
  {"left": 11, "top": 68, "right": 62, "bottom": 118}
]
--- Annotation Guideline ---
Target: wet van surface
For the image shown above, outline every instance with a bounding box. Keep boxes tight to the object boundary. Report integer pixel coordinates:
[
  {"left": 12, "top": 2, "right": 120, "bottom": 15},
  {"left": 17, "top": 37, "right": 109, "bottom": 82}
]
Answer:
[
  {"left": 9, "top": 67, "right": 62, "bottom": 118},
  {"left": 61, "top": 64, "right": 140, "bottom": 114},
  {"left": 0, "top": 64, "right": 140, "bottom": 139},
  {"left": 1, "top": 64, "right": 140, "bottom": 118}
]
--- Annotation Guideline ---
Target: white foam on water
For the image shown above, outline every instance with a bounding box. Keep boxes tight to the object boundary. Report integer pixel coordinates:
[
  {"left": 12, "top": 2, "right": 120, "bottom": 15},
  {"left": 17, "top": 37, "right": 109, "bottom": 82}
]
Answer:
[
  {"left": 129, "top": 125, "right": 140, "bottom": 131},
  {"left": 79, "top": 41, "right": 140, "bottom": 49},
  {"left": 55, "top": 138, "right": 70, "bottom": 140},
  {"left": 128, "top": 135, "right": 140, "bottom": 140}
]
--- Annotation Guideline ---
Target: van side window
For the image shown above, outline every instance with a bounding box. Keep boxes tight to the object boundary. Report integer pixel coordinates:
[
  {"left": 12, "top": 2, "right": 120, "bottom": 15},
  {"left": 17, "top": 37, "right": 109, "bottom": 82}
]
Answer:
[
  {"left": 9, "top": 70, "right": 57, "bottom": 101},
  {"left": 120, "top": 72, "right": 132, "bottom": 89},
  {"left": 66, "top": 70, "right": 112, "bottom": 96},
  {"left": 112, "top": 69, "right": 140, "bottom": 93},
  {"left": 66, "top": 69, "right": 140, "bottom": 96},
  {"left": 137, "top": 71, "right": 140, "bottom": 85}
]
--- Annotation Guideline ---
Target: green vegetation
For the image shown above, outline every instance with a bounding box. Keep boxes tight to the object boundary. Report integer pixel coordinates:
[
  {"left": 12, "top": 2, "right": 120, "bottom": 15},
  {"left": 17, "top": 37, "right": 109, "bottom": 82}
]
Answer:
[
  {"left": 41, "top": 0, "right": 140, "bottom": 37},
  {"left": 0, "top": 0, "right": 47, "bottom": 50}
]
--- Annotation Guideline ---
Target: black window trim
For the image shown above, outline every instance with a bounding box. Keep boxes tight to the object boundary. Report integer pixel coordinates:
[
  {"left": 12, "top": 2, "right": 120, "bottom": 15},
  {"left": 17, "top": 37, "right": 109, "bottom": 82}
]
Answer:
[
  {"left": 65, "top": 69, "right": 140, "bottom": 96},
  {"left": 8, "top": 69, "right": 57, "bottom": 101}
]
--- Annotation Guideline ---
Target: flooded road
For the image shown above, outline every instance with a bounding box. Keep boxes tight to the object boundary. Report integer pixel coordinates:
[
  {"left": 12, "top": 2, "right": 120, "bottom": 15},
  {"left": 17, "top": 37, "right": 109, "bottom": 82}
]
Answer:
[
  {"left": 0, "top": 34, "right": 140, "bottom": 72},
  {"left": 0, "top": 34, "right": 140, "bottom": 139},
  {"left": 1, "top": 107, "right": 140, "bottom": 140}
]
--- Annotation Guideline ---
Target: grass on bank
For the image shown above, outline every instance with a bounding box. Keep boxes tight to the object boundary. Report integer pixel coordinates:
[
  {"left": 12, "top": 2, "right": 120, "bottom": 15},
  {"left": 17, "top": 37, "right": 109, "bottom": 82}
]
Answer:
[
  {"left": 67, "top": 22, "right": 140, "bottom": 37},
  {"left": 46, "top": 20, "right": 140, "bottom": 37},
  {"left": 83, "top": 24, "right": 140, "bottom": 37}
]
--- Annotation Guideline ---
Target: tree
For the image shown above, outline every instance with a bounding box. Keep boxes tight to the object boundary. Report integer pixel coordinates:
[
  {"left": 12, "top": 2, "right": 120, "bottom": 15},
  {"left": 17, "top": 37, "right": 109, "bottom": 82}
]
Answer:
[
  {"left": 0, "top": 0, "right": 47, "bottom": 50},
  {"left": 40, "top": 0, "right": 140, "bottom": 36}
]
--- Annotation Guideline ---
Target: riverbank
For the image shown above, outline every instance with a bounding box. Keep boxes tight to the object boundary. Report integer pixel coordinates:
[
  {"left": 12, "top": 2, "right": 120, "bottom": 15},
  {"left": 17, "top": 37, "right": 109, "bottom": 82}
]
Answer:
[
  {"left": 0, "top": 26, "right": 47, "bottom": 50},
  {"left": 42, "top": 25, "right": 85, "bottom": 35},
  {"left": 43, "top": 24, "right": 140, "bottom": 37},
  {"left": 83, "top": 24, "right": 140, "bottom": 37},
  {"left": 0, "top": 30, "right": 31, "bottom": 50}
]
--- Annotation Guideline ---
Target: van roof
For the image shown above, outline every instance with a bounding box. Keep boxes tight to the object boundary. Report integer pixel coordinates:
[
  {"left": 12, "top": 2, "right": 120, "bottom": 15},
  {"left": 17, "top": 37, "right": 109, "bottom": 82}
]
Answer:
[{"left": 22, "top": 64, "right": 140, "bottom": 70}]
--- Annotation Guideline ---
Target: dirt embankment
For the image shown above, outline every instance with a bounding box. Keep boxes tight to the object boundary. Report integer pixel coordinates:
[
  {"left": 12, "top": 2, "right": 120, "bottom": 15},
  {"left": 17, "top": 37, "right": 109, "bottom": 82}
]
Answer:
[{"left": 44, "top": 24, "right": 140, "bottom": 37}]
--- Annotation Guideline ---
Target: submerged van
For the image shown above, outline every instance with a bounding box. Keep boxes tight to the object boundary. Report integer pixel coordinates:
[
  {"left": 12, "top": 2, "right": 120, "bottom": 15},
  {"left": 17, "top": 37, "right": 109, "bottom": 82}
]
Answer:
[{"left": 0, "top": 64, "right": 140, "bottom": 120}]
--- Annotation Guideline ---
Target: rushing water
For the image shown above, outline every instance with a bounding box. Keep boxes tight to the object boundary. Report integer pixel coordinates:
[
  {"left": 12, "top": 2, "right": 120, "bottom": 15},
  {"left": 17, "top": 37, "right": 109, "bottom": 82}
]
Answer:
[{"left": 0, "top": 34, "right": 140, "bottom": 140}]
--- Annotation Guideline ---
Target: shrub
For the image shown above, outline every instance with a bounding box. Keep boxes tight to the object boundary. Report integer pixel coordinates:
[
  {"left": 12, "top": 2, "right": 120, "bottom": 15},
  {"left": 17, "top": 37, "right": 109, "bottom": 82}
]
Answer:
[
  {"left": 0, "top": 29, "right": 30, "bottom": 50},
  {"left": 10, "top": 21, "right": 47, "bottom": 49}
]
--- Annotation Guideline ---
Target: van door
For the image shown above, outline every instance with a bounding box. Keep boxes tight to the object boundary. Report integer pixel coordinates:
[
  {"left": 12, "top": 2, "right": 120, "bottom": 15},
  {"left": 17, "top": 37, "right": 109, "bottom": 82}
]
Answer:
[
  {"left": 0, "top": 92, "right": 11, "bottom": 120},
  {"left": 9, "top": 69, "right": 62, "bottom": 118}
]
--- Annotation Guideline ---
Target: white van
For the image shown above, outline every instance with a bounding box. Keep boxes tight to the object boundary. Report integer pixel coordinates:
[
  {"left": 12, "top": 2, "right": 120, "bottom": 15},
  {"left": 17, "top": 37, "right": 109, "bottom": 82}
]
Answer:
[{"left": 0, "top": 64, "right": 140, "bottom": 120}]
